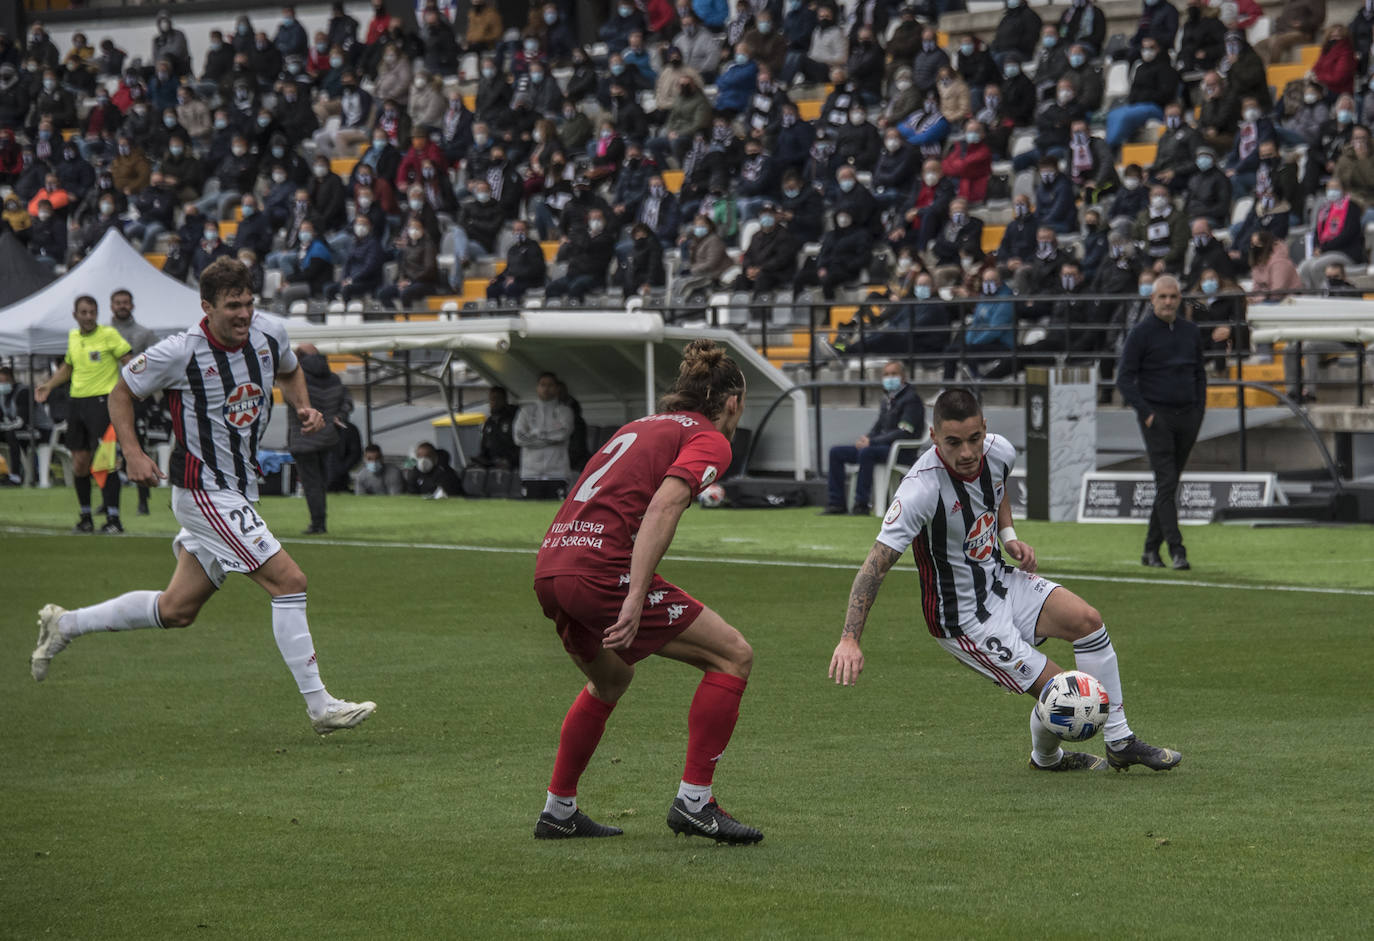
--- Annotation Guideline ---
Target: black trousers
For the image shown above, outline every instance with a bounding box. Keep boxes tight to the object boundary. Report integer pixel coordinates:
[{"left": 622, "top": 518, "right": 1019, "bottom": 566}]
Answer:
[
  {"left": 1140, "top": 403, "right": 1203, "bottom": 555},
  {"left": 293, "top": 450, "right": 328, "bottom": 529}
]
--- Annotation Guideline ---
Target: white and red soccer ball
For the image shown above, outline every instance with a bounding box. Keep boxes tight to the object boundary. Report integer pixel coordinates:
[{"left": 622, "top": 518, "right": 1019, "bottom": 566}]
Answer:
[
  {"left": 698, "top": 483, "right": 726, "bottom": 508},
  {"left": 1035, "top": 670, "right": 1109, "bottom": 742}
]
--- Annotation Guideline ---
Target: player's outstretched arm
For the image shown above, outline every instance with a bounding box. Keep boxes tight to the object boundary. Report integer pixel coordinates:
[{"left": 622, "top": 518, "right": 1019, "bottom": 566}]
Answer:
[
  {"left": 997, "top": 490, "right": 1035, "bottom": 573},
  {"left": 830, "top": 541, "right": 902, "bottom": 687},
  {"left": 604, "top": 475, "right": 693, "bottom": 651},
  {"left": 110, "top": 378, "right": 164, "bottom": 487}
]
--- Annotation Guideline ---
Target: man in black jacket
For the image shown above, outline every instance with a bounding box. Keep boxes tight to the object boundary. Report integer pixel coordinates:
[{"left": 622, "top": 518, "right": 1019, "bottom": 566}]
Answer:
[
  {"left": 488, "top": 219, "right": 546, "bottom": 303},
  {"left": 821, "top": 361, "right": 926, "bottom": 516},
  {"left": 545, "top": 209, "right": 615, "bottom": 303},
  {"left": 730, "top": 206, "right": 798, "bottom": 294},
  {"left": 795, "top": 210, "right": 873, "bottom": 300},
  {"left": 1183, "top": 145, "right": 1231, "bottom": 226},
  {"left": 288, "top": 344, "right": 351, "bottom": 535},
  {"left": 1116, "top": 275, "right": 1205, "bottom": 570}
]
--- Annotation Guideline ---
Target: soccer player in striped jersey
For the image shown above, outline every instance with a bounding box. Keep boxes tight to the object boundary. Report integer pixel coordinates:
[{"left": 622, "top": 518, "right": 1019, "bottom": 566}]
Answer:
[
  {"left": 29, "top": 258, "right": 375, "bottom": 736},
  {"left": 830, "top": 388, "right": 1181, "bottom": 772}
]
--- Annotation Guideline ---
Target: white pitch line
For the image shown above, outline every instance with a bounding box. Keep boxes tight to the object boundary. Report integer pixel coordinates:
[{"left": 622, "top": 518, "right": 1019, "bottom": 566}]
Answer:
[{"left": 3, "top": 525, "right": 1372, "bottom": 597}]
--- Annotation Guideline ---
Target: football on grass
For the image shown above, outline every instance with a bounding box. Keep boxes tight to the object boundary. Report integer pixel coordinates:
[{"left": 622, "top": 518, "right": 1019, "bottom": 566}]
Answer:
[
  {"left": 1035, "top": 670, "right": 1109, "bottom": 742},
  {"left": 698, "top": 483, "right": 726, "bottom": 508}
]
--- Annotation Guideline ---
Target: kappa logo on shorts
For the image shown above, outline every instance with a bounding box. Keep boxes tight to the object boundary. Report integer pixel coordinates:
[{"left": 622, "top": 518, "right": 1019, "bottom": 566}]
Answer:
[
  {"left": 127, "top": 353, "right": 148, "bottom": 374},
  {"left": 667, "top": 603, "right": 687, "bottom": 623},
  {"left": 646, "top": 589, "right": 667, "bottom": 607},
  {"left": 618, "top": 573, "right": 631, "bottom": 586},
  {"left": 963, "top": 512, "right": 997, "bottom": 562},
  {"left": 222, "top": 382, "right": 265, "bottom": 429}
]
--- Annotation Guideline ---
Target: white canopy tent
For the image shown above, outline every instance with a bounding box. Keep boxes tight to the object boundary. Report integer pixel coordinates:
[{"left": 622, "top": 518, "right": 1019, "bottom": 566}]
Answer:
[
  {"left": 0, "top": 234, "right": 808, "bottom": 475},
  {"left": 0, "top": 229, "right": 230, "bottom": 355}
]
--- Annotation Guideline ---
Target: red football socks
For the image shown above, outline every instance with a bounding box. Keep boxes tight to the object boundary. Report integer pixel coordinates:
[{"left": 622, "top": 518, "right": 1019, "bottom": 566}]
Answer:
[
  {"left": 682, "top": 672, "right": 748, "bottom": 787},
  {"left": 548, "top": 687, "right": 617, "bottom": 797}
]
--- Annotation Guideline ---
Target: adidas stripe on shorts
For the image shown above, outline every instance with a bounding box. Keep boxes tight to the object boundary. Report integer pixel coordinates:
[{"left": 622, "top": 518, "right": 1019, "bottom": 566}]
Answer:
[{"left": 170, "top": 486, "right": 282, "bottom": 588}]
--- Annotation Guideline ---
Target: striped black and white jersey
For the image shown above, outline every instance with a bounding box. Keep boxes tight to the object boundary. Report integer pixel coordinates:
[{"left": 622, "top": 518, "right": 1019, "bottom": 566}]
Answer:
[
  {"left": 122, "top": 315, "right": 296, "bottom": 501},
  {"left": 876, "top": 433, "right": 1017, "bottom": 638}
]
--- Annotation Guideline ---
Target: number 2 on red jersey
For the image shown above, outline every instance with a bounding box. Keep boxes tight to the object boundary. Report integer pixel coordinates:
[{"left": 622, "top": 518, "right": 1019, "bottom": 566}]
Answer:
[{"left": 572, "top": 432, "right": 638, "bottom": 503}]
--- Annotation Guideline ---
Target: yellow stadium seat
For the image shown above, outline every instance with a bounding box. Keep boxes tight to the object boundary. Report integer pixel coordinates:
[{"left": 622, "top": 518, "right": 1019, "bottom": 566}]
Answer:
[
  {"left": 661, "top": 169, "right": 684, "bottom": 193},
  {"left": 1296, "top": 44, "right": 1321, "bottom": 69},
  {"left": 463, "top": 94, "right": 476, "bottom": 111},
  {"left": 540, "top": 240, "right": 560, "bottom": 261},
  {"left": 330, "top": 157, "right": 358, "bottom": 178},
  {"left": 393, "top": 311, "right": 440, "bottom": 322},
  {"left": 1121, "top": 142, "right": 1157, "bottom": 168},
  {"left": 425, "top": 295, "right": 462, "bottom": 310},
  {"left": 219, "top": 220, "right": 238, "bottom": 239},
  {"left": 981, "top": 224, "right": 1005, "bottom": 253},
  {"left": 233, "top": 205, "right": 243, "bottom": 221},
  {"left": 461, "top": 277, "right": 489, "bottom": 298},
  {"left": 61, "top": 128, "right": 77, "bottom": 141},
  {"left": 1266, "top": 63, "right": 1307, "bottom": 95},
  {"left": 143, "top": 253, "right": 167, "bottom": 269},
  {"left": 798, "top": 100, "right": 822, "bottom": 121}
]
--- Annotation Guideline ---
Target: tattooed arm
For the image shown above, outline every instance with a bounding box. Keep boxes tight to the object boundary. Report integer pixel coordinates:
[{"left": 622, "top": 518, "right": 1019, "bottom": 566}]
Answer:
[{"left": 829, "top": 541, "right": 903, "bottom": 687}]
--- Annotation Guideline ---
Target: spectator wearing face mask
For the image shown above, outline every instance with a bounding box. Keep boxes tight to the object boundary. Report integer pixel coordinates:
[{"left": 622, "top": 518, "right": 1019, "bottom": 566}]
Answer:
[
  {"left": 1298, "top": 181, "right": 1366, "bottom": 289},
  {"left": 28, "top": 199, "right": 66, "bottom": 268},
  {"left": 1034, "top": 157, "right": 1077, "bottom": 233},
  {"left": 1059, "top": 0, "right": 1107, "bottom": 57},
  {"left": 874, "top": 130, "right": 920, "bottom": 209},
  {"left": 1012, "top": 224, "right": 1067, "bottom": 297},
  {"left": 1179, "top": 0, "right": 1226, "bottom": 73},
  {"left": 1125, "top": 0, "right": 1179, "bottom": 64},
  {"left": 992, "top": 0, "right": 1042, "bottom": 63},
  {"left": 998, "top": 195, "right": 1039, "bottom": 268},
  {"left": 1031, "top": 25, "right": 1070, "bottom": 100},
  {"left": 355, "top": 444, "right": 404, "bottom": 495},
  {"left": 545, "top": 209, "right": 616, "bottom": 304},
  {"left": 949, "top": 266, "right": 1015, "bottom": 379},
  {"left": 941, "top": 120, "right": 993, "bottom": 204},
  {"left": 1149, "top": 104, "right": 1202, "bottom": 193},
  {"left": 1066, "top": 120, "right": 1118, "bottom": 204},
  {"left": 513, "top": 372, "right": 573, "bottom": 501},
  {"left": 931, "top": 197, "right": 986, "bottom": 286},
  {"left": 406, "top": 441, "right": 463, "bottom": 497},
  {"left": 836, "top": 106, "right": 881, "bottom": 174},
  {"left": 1080, "top": 209, "right": 1111, "bottom": 282},
  {"left": 1134, "top": 184, "right": 1189, "bottom": 273},
  {"left": 1104, "top": 37, "right": 1179, "bottom": 150},
  {"left": 674, "top": 14, "right": 722, "bottom": 81},
  {"left": 672, "top": 215, "right": 729, "bottom": 300},
  {"left": 1183, "top": 145, "right": 1231, "bottom": 227},
  {"left": 488, "top": 220, "right": 546, "bottom": 303},
  {"left": 110, "top": 136, "right": 151, "bottom": 197},
  {"left": 379, "top": 215, "right": 439, "bottom": 309},
  {"left": 327, "top": 215, "right": 385, "bottom": 302},
  {"left": 198, "top": 134, "right": 258, "bottom": 220},
  {"left": 729, "top": 203, "right": 799, "bottom": 295},
  {"left": 190, "top": 220, "right": 234, "bottom": 280},
  {"left": 123, "top": 171, "right": 176, "bottom": 252},
  {"left": 448, "top": 181, "right": 504, "bottom": 290},
  {"left": 1183, "top": 217, "right": 1236, "bottom": 289},
  {"left": 820, "top": 361, "right": 924, "bottom": 517},
  {"left": 1192, "top": 267, "right": 1248, "bottom": 373},
  {"left": 794, "top": 209, "right": 873, "bottom": 300},
  {"left": 782, "top": 4, "right": 847, "bottom": 86},
  {"left": 1335, "top": 125, "right": 1374, "bottom": 216},
  {"left": 306, "top": 157, "right": 348, "bottom": 235},
  {"left": 1111, "top": 164, "right": 1150, "bottom": 222}
]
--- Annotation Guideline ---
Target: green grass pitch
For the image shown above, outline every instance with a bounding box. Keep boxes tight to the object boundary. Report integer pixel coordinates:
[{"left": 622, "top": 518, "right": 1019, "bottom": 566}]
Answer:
[{"left": 3, "top": 490, "right": 1372, "bottom": 939}]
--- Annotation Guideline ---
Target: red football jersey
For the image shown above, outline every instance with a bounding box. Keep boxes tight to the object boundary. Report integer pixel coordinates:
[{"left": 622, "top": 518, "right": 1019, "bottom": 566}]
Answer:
[{"left": 534, "top": 411, "right": 733, "bottom": 579}]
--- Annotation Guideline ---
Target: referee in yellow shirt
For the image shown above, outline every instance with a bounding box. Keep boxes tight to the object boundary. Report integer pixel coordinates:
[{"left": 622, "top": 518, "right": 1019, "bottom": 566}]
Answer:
[{"left": 35, "top": 295, "right": 133, "bottom": 534}]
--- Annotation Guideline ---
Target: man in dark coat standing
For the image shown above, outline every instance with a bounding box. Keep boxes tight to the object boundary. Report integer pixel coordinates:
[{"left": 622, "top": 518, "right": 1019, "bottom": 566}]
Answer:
[{"left": 288, "top": 344, "right": 351, "bottom": 535}]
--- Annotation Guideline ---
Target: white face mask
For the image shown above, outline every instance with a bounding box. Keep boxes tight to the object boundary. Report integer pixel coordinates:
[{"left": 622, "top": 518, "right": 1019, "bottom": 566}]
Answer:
[
  {"left": 409, "top": 198, "right": 424, "bottom": 211},
  {"left": 354, "top": 223, "right": 370, "bottom": 238},
  {"left": 415, "top": 456, "right": 435, "bottom": 473},
  {"left": 924, "top": 172, "right": 940, "bottom": 186},
  {"left": 588, "top": 220, "right": 603, "bottom": 234},
  {"left": 357, "top": 196, "right": 372, "bottom": 210},
  {"left": 408, "top": 227, "right": 423, "bottom": 240}
]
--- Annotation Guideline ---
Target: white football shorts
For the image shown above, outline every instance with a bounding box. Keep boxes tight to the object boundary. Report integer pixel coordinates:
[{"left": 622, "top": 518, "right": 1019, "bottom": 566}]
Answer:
[
  {"left": 170, "top": 486, "right": 282, "bottom": 588},
  {"left": 934, "top": 568, "right": 1060, "bottom": 694}
]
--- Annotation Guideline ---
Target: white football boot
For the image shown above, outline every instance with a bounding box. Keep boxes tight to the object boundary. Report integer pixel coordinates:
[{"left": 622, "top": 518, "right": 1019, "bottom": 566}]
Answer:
[
  {"left": 310, "top": 699, "right": 377, "bottom": 735},
  {"left": 31, "top": 604, "right": 70, "bottom": 682}
]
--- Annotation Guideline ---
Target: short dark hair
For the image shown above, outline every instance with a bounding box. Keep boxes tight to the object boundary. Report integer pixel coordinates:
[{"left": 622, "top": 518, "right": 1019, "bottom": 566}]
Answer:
[
  {"left": 198, "top": 257, "right": 254, "bottom": 305},
  {"left": 364, "top": 443, "right": 383, "bottom": 456},
  {"left": 110, "top": 288, "right": 132, "bottom": 303},
  {"left": 0, "top": 365, "right": 14, "bottom": 379},
  {"left": 933, "top": 388, "right": 981, "bottom": 427},
  {"left": 73, "top": 294, "right": 97, "bottom": 312}
]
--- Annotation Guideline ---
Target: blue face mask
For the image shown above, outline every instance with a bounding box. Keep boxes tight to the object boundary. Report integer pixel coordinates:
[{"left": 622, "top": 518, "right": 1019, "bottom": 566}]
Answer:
[
  {"left": 914, "top": 283, "right": 932, "bottom": 300},
  {"left": 241, "top": 204, "right": 255, "bottom": 217},
  {"left": 838, "top": 178, "right": 855, "bottom": 192},
  {"left": 1195, "top": 155, "right": 1214, "bottom": 171},
  {"left": 0, "top": 383, "right": 12, "bottom": 396},
  {"left": 735, "top": 53, "right": 748, "bottom": 66},
  {"left": 365, "top": 460, "right": 382, "bottom": 474},
  {"left": 1139, "top": 283, "right": 1154, "bottom": 297},
  {"left": 1201, "top": 279, "right": 1219, "bottom": 295},
  {"left": 759, "top": 213, "right": 775, "bottom": 228},
  {"left": 881, "top": 376, "right": 902, "bottom": 394},
  {"left": 693, "top": 225, "right": 707, "bottom": 237},
  {"left": 1069, "top": 53, "right": 1085, "bottom": 68}
]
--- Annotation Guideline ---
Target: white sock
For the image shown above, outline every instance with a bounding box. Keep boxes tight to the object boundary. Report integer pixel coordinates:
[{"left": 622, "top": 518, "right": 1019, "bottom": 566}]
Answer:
[
  {"left": 1073, "top": 626, "right": 1133, "bottom": 744},
  {"left": 1029, "top": 707, "right": 1065, "bottom": 767},
  {"left": 270, "top": 593, "right": 330, "bottom": 715},
  {"left": 543, "top": 791, "right": 577, "bottom": 820},
  {"left": 60, "top": 591, "right": 163, "bottom": 638},
  {"left": 676, "top": 780, "right": 712, "bottom": 806}
]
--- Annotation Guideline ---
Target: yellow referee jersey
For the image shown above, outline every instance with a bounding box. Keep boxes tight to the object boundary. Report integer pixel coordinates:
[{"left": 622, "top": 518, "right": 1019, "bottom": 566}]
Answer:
[{"left": 65, "top": 325, "right": 132, "bottom": 399}]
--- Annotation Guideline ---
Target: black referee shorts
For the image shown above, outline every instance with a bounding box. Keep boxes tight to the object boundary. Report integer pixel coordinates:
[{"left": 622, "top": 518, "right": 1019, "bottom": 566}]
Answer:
[{"left": 66, "top": 395, "right": 111, "bottom": 453}]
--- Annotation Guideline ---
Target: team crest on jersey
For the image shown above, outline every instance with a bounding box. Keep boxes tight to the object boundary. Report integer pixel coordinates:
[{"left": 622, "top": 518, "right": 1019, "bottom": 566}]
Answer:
[
  {"left": 127, "top": 353, "right": 147, "bottom": 374},
  {"left": 884, "top": 499, "right": 902, "bottom": 525},
  {"left": 223, "top": 382, "right": 265, "bottom": 428},
  {"left": 963, "top": 511, "right": 997, "bottom": 562},
  {"left": 258, "top": 349, "right": 273, "bottom": 369}
]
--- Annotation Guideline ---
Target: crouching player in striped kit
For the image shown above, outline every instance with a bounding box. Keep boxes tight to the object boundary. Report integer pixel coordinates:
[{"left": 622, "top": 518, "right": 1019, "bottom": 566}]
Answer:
[
  {"left": 30, "top": 258, "right": 376, "bottom": 736},
  {"left": 829, "top": 388, "right": 1181, "bottom": 772}
]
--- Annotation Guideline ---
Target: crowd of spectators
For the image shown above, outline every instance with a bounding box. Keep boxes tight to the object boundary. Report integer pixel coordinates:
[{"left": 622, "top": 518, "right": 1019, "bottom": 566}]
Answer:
[{"left": 1, "top": 0, "right": 1372, "bottom": 380}]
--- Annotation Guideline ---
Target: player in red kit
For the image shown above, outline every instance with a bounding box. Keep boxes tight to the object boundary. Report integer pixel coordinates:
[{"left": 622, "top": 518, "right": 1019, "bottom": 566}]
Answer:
[{"left": 532, "top": 340, "right": 763, "bottom": 844}]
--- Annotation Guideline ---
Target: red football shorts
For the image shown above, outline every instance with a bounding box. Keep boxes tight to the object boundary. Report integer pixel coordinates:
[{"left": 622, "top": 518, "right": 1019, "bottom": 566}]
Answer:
[{"left": 534, "top": 573, "right": 704, "bottom": 664}]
